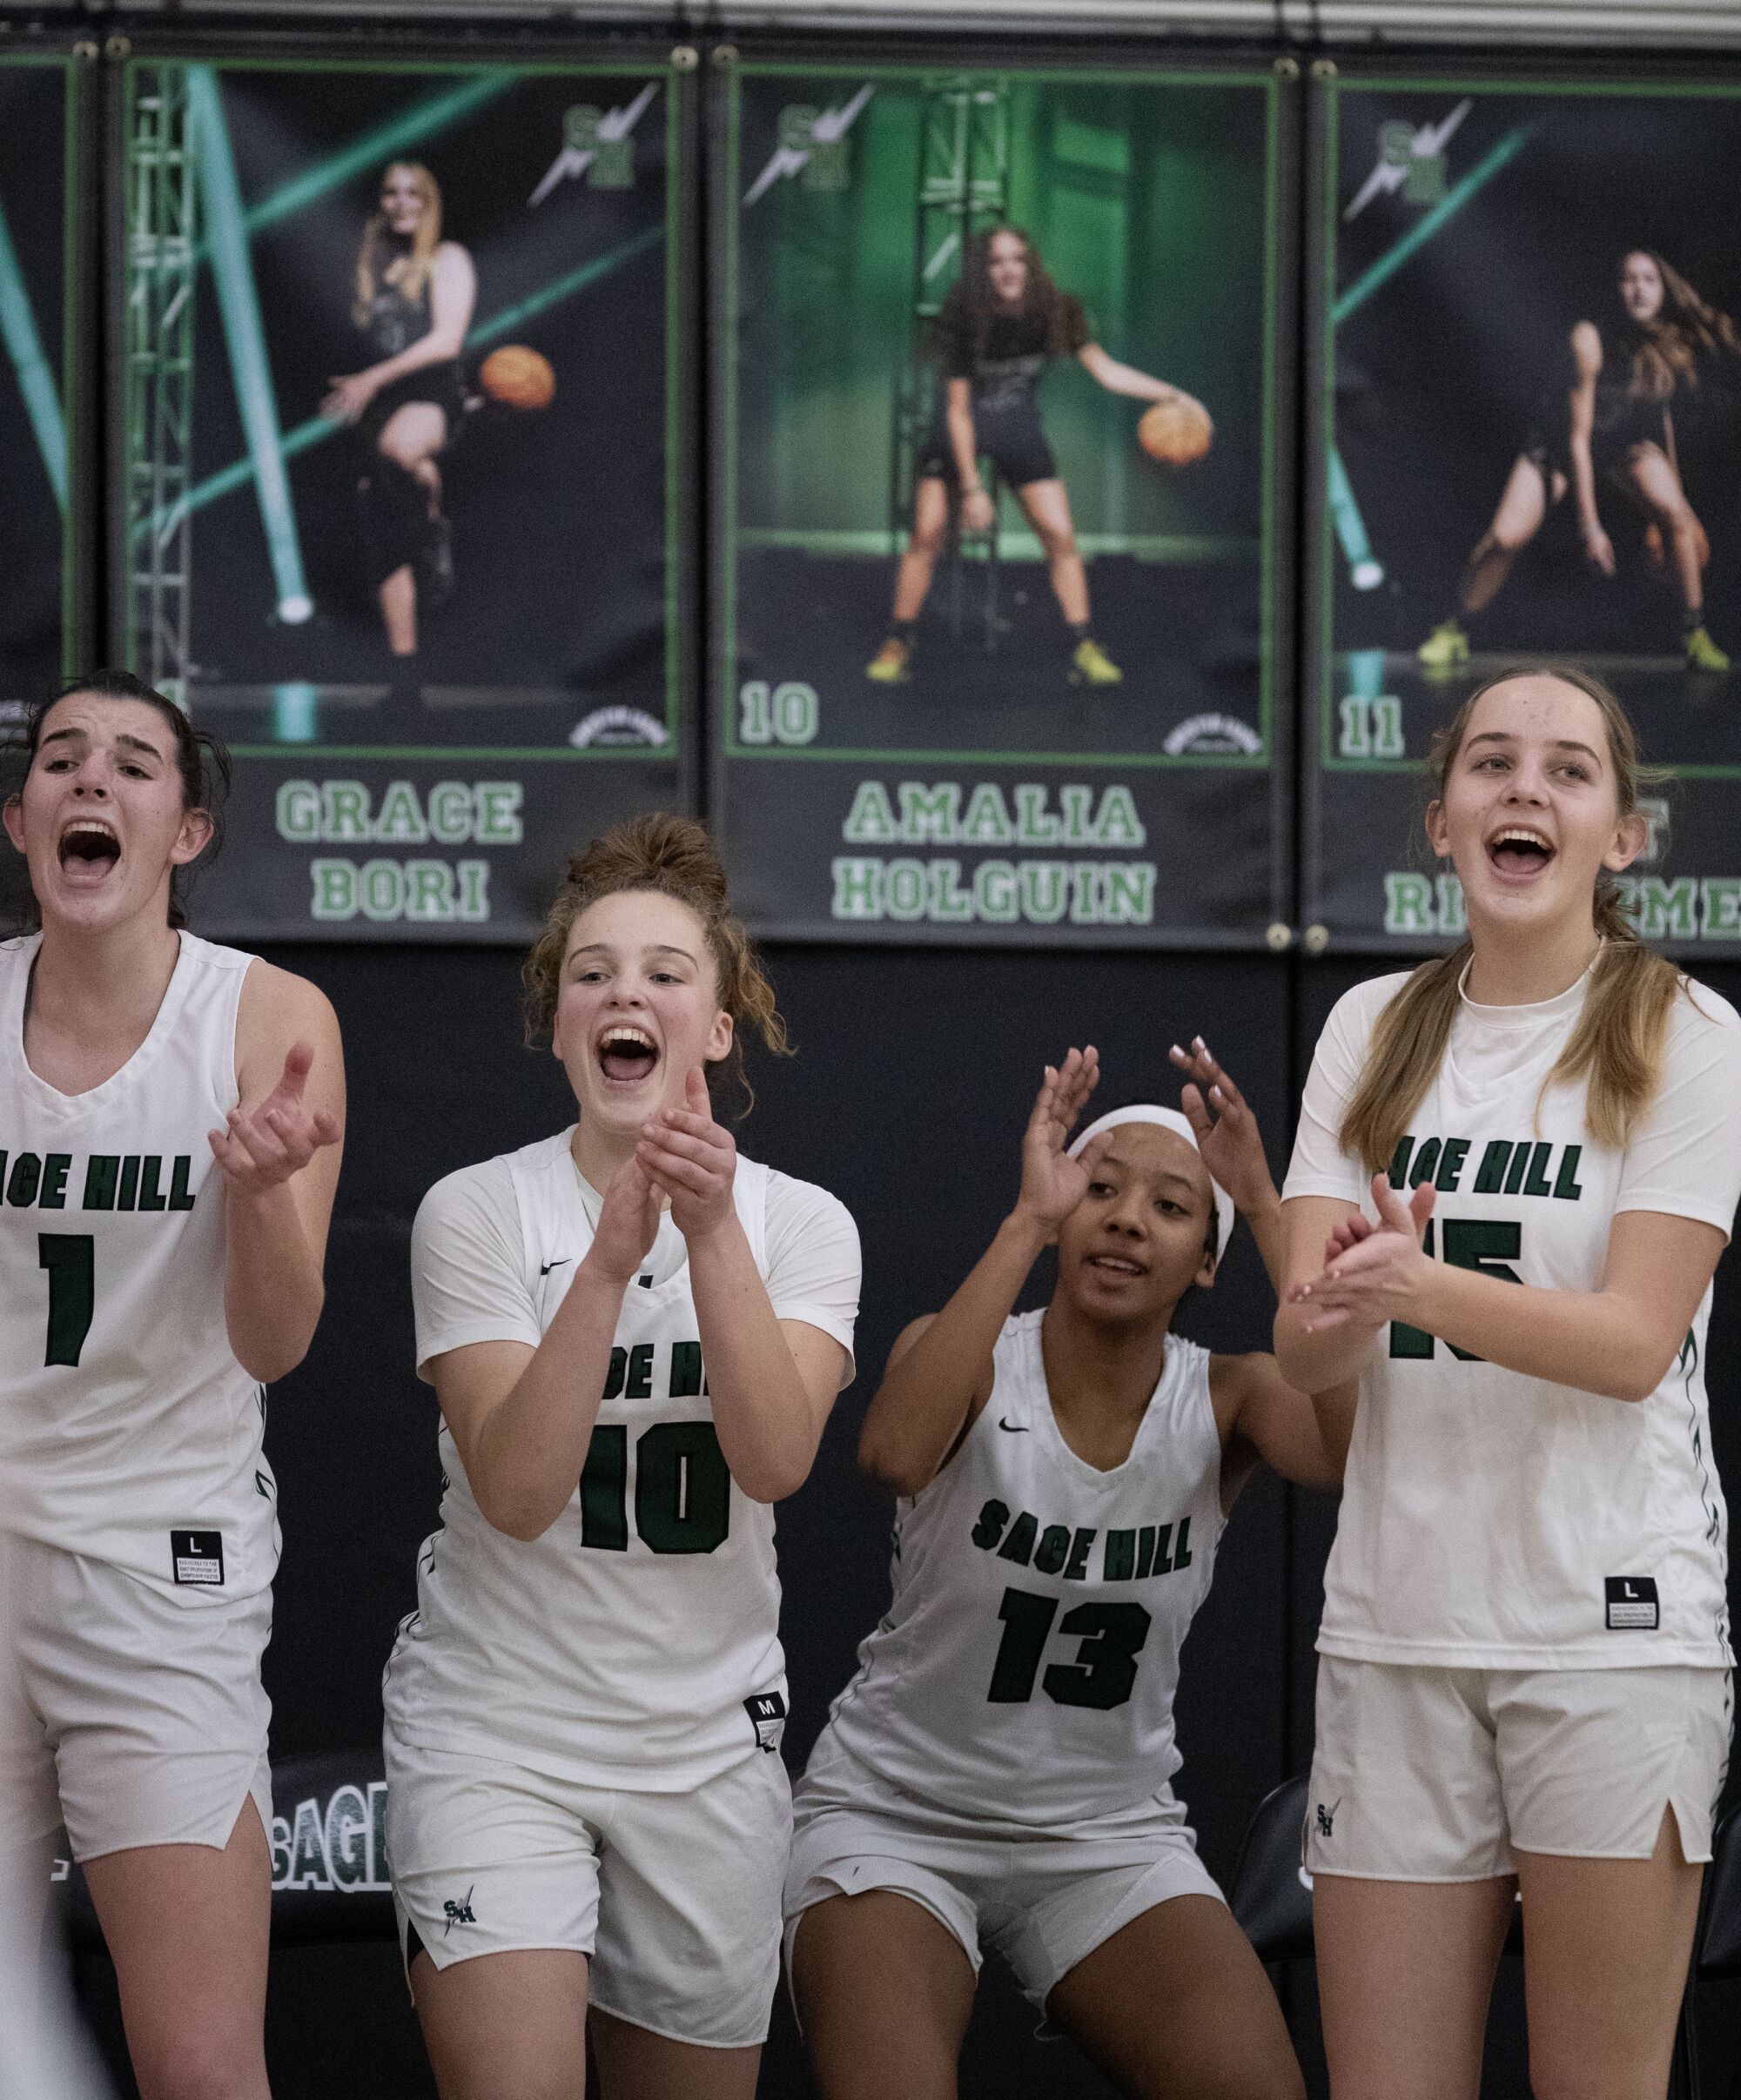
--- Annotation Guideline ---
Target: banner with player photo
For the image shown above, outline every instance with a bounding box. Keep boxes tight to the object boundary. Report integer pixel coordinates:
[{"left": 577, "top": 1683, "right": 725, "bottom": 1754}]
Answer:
[
  {"left": 1305, "top": 67, "right": 1741, "bottom": 956},
  {"left": 111, "top": 46, "right": 695, "bottom": 941},
  {"left": 0, "top": 50, "right": 92, "bottom": 929},
  {"left": 711, "top": 53, "right": 1295, "bottom": 946}
]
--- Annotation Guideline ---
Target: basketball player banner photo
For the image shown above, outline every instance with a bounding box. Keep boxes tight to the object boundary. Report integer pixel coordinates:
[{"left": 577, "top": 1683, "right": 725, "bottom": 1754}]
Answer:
[
  {"left": 110, "top": 45, "right": 696, "bottom": 942},
  {"left": 711, "top": 53, "right": 1297, "bottom": 946},
  {"left": 1306, "top": 66, "right": 1741, "bottom": 956},
  {"left": 0, "top": 49, "right": 92, "bottom": 929}
]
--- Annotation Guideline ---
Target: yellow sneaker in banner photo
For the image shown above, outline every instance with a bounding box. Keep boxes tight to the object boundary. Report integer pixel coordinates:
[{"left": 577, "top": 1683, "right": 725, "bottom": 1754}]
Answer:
[
  {"left": 1071, "top": 638, "right": 1123, "bottom": 685},
  {"left": 1685, "top": 624, "right": 1731, "bottom": 673},
  {"left": 1417, "top": 618, "right": 1470, "bottom": 671},
  {"left": 865, "top": 637, "right": 911, "bottom": 684}
]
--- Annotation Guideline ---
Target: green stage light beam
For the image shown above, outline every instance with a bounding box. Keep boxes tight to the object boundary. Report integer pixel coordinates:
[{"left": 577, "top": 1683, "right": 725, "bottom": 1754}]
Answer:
[
  {"left": 199, "top": 71, "right": 519, "bottom": 258},
  {"left": 0, "top": 198, "right": 66, "bottom": 513},
  {"left": 1333, "top": 121, "right": 1538, "bottom": 328},
  {"left": 1328, "top": 446, "right": 1382, "bottom": 590},
  {"left": 140, "top": 224, "right": 664, "bottom": 536},
  {"left": 189, "top": 65, "right": 313, "bottom": 623}
]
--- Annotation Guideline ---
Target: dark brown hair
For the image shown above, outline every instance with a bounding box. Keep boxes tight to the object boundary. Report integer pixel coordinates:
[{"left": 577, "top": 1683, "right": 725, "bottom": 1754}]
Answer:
[
  {"left": 1340, "top": 665, "right": 1683, "bottom": 1172},
  {"left": 522, "top": 813, "right": 789, "bottom": 1114},
  {"left": 940, "top": 226, "right": 1087, "bottom": 365},
  {"left": 7, "top": 669, "right": 230, "bottom": 933},
  {"left": 1617, "top": 249, "right": 1741, "bottom": 401}
]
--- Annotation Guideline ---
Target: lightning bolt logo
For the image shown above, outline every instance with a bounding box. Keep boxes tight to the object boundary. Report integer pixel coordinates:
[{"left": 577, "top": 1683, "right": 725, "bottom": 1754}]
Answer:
[
  {"left": 1343, "top": 100, "right": 1472, "bottom": 223},
  {"left": 529, "top": 82, "right": 660, "bottom": 209},
  {"left": 743, "top": 84, "right": 874, "bottom": 207}
]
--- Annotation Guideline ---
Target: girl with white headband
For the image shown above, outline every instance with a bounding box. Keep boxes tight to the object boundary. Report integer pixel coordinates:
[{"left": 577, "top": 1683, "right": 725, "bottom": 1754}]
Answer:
[{"left": 783, "top": 1042, "right": 1352, "bottom": 2100}]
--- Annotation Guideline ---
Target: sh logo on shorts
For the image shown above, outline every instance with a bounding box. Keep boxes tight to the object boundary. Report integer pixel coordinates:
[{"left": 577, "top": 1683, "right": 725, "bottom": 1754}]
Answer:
[
  {"left": 1315, "top": 1799, "right": 1340, "bottom": 1839},
  {"left": 1605, "top": 1576, "right": 1660, "bottom": 1631},
  {"left": 442, "top": 1886, "right": 477, "bottom": 1935}
]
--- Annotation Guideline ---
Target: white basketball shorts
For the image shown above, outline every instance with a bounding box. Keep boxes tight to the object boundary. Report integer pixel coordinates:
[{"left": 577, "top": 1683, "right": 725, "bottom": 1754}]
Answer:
[
  {"left": 384, "top": 1731, "right": 792, "bottom": 2049},
  {"left": 0, "top": 1535, "right": 272, "bottom": 1863},
  {"left": 783, "top": 1732, "right": 1224, "bottom": 2018},
  {"left": 1306, "top": 1655, "right": 1732, "bottom": 1882}
]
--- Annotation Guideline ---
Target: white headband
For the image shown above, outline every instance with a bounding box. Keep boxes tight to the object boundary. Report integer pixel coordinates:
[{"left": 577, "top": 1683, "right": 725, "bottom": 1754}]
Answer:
[{"left": 1066, "top": 1104, "right": 1235, "bottom": 1263}]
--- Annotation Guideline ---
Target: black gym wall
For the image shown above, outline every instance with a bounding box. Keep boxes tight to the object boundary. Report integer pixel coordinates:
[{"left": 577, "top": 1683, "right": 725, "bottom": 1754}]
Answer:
[{"left": 64, "top": 942, "right": 1741, "bottom": 2099}]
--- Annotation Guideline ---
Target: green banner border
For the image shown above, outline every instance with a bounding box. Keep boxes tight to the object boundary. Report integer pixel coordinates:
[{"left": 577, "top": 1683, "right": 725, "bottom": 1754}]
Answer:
[
  {"left": 1318, "top": 71, "right": 1741, "bottom": 782},
  {"left": 719, "top": 56, "right": 1284, "bottom": 771},
  {"left": 118, "top": 50, "right": 688, "bottom": 765}
]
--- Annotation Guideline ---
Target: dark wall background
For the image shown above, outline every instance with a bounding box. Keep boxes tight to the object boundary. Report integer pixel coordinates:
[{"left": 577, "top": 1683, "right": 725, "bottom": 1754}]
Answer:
[{"left": 65, "top": 940, "right": 1741, "bottom": 2097}]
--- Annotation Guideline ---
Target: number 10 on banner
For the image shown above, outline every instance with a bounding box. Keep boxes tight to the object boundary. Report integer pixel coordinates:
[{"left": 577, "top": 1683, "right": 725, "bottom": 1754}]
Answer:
[{"left": 739, "top": 681, "right": 819, "bottom": 746}]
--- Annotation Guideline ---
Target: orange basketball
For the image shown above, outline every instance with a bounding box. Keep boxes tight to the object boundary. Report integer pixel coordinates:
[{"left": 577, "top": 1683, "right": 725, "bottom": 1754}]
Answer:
[
  {"left": 480, "top": 346, "right": 555, "bottom": 412},
  {"left": 1138, "top": 396, "right": 1212, "bottom": 466}
]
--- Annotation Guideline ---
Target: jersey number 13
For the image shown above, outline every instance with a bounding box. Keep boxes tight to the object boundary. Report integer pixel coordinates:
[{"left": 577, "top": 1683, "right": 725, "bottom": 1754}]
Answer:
[{"left": 988, "top": 1586, "right": 1153, "bottom": 1711}]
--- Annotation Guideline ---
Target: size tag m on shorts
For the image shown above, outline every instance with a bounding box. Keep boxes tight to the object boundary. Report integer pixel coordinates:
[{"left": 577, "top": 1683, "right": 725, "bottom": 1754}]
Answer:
[
  {"left": 744, "top": 1689, "right": 788, "bottom": 1752},
  {"left": 1605, "top": 1575, "right": 1658, "bottom": 1630},
  {"left": 171, "top": 1529, "right": 225, "bottom": 1587}
]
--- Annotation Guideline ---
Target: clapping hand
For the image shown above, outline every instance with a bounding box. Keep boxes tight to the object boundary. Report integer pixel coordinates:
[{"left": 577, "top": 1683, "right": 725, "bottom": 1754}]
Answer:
[
  {"left": 1168, "top": 1037, "right": 1274, "bottom": 1218},
  {"left": 1287, "top": 1172, "right": 1435, "bottom": 1332},
  {"left": 637, "top": 1067, "right": 738, "bottom": 1242},
  {"left": 1013, "top": 1048, "right": 1109, "bottom": 1243}
]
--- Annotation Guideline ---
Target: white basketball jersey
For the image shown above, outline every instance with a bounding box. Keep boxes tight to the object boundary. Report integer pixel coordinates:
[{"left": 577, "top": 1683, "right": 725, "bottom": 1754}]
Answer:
[
  {"left": 0, "top": 932, "right": 276, "bottom": 1603},
  {"left": 1287, "top": 968, "right": 1741, "bottom": 1669},
  {"left": 384, "top": 1132, "right": 791, "bottom": 1791},
  {"left": 819, "top": 1312, "right": 1225, "bottom": 1825}
]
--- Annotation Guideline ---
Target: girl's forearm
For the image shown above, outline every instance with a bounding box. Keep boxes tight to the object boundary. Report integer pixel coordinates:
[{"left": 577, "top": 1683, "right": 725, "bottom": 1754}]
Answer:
[
  {"left": 858, "top": 1212, "right": 1047, "bottom": 1494},
  {"left": 224, "top": 1184, "right": 326, "bottom": 1383},
  {"left": 471, "top": 1258, "right": 624, "bottom": 1539},
  {"left": 1410, "top": 1264, "right": 1673, "bottom": 1402},
  {"left": 687, "top": 1213, "right": 823, "bottom": 1503}
]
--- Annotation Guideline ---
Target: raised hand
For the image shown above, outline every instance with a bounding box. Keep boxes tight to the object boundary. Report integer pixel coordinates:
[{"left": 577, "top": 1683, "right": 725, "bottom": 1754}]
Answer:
[
  {"left": 636, "top": 1066, "right": 738, "bottom": 1242},
  {"left": 589, "top": 1151, "right": 662, "bottom": 1288},
  {"left": 208, "top": 1042, "right": 342, "bottom": 1195},
  {"left": 1014, "top": 1048, "right": 1107, "bottom": 1242},
  {"left": 1168, "top": 1037, "right": 1275, "bottom": 1218},
  {"left": 1288, "top": 1173, "right": 1435, "bottom": 1333}
]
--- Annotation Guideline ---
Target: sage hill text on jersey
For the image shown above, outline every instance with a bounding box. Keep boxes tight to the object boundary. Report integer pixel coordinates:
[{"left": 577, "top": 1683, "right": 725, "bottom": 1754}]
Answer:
[
  {"left": 1381, "top": 1134, "right": 1585, "bottom": 1363},
  {"left": 1, "top": 1148, "right": 200, "bottom": 1212}
]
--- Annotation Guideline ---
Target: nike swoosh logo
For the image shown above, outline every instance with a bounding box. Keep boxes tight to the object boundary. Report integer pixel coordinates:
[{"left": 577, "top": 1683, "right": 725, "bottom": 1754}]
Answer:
[
  {"left": 540, "top": 1258, "right": 571, "bottom": 1276},
  {"left": 998, "top": 1417, "right": 1029, "bottom": 1433}
]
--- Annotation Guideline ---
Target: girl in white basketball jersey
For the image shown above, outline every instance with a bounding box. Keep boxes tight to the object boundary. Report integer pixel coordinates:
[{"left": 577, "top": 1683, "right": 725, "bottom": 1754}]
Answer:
[
  {"left": 382, "top": 815, "right": 859, "bottom": 2100},
  {"left": 1277, "top": 666, "right": 1741, "bottom": 2100},
  {"left": 0, "top": 670, "right": 344, "bottom": 2100},
  {"left": 786, "top": 1044, "right": 1351, "bottom": 2100}
]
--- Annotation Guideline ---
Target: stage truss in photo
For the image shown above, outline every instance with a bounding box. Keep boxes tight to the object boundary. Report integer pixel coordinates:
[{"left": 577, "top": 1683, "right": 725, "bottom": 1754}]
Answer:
[{"left": 124, "top": 62, "right": 197, "bottom": 706}]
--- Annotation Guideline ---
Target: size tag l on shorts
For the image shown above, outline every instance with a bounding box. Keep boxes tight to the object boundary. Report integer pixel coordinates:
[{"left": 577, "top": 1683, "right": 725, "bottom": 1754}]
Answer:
[
  {"left": 1605, "top": 1575, "right": 1658, "bottom": 1630},
  {"left": 171, "top": 1529, "right": 225, "bottom": 1587}
]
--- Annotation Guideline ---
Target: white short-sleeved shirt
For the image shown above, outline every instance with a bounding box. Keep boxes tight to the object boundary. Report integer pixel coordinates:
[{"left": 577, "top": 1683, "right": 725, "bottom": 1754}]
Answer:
[
  {"left": 1284, "top": 963, "right": 1741, "bottom": 1670},
  {"left": 382, "top": 1130, "right": 859, "bottom": 1789}
]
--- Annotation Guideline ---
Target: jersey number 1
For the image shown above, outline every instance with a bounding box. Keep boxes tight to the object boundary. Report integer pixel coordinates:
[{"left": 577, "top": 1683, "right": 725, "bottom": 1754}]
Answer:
[
  {"left": 39, "top": 1234, "right": 94, "bottom": 1367},
  {"left": 988, "top": 1587, "right": 1152, "bottom": 1711}
]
